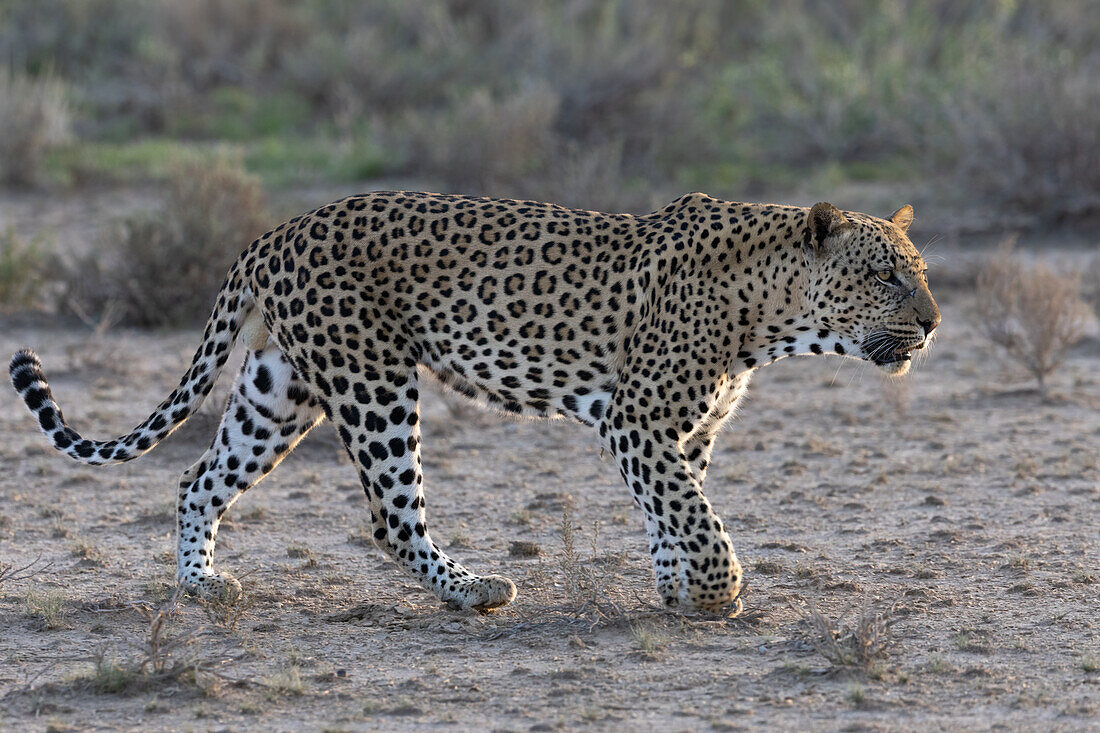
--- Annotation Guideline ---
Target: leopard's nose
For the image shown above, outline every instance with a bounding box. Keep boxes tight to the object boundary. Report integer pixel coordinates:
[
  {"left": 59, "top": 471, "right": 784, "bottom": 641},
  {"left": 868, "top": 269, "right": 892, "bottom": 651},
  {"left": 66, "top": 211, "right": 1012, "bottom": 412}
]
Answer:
[{"left": 917, "top": 315, "right": 939, "bottom": 338}]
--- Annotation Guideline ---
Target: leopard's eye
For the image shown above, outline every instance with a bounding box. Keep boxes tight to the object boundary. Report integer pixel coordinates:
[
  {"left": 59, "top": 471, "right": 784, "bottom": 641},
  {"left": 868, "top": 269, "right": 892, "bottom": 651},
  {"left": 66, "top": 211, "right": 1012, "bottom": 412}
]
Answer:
[{"left": 875, "top": 270, "right": 893, "bottom": 282}]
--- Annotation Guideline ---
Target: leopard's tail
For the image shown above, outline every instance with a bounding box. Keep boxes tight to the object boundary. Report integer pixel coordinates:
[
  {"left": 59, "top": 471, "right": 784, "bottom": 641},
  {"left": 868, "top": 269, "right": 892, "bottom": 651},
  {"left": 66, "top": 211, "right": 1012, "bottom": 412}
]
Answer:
[{"left": 8, "top": 259, "right": 254, "bottom": 466}]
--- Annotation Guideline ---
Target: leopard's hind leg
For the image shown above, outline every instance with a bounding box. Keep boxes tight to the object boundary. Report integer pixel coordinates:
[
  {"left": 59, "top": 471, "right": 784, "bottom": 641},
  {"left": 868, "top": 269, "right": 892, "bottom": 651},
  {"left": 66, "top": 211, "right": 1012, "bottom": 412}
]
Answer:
[
  {"left": 326, "top": 362, "right": 516, "bottom": 611},
  {"left": 176, "top": 343, "right": 323, "bottom": 596}
]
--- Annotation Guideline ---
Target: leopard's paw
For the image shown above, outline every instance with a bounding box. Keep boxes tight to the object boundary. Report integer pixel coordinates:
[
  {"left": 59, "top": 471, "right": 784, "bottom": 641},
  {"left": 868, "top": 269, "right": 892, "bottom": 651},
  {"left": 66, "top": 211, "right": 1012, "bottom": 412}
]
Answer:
[
  {"left": 445, "top": 574, "right": 517, "bottom": 612},
  {"left": 179, "top": 571, "right": 243, "bottom": 601},
  {"left": 656, "top": 574, "right": 682, "bottom": 608},
  {"left": 679, "top": 559, "right": 743, "bottom": 616}
]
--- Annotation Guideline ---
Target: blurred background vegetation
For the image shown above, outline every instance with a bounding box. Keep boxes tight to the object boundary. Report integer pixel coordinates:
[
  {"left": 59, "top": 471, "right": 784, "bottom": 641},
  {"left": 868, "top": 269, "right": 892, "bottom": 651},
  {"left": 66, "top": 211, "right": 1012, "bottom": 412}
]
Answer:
[
  {"left": 4, "top": 0, "right": 1099, "bottom": 213},
  {"left": 0, "top": 0, "right": 1097, "bottom": 328}
]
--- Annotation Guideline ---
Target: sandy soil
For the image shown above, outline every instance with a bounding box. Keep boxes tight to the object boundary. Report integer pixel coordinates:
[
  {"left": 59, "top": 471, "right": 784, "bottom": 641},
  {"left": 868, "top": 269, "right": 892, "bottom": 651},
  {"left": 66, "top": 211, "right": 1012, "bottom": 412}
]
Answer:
[{"left": 0, "top": 290, "right": 1098, "bottom": 732}]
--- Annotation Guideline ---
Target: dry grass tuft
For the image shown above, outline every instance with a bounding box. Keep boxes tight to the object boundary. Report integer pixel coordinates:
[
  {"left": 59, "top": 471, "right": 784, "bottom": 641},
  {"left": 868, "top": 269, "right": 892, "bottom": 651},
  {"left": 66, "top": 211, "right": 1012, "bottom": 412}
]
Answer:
[
  {"left": 137, "top": 591, "right": 194, "bottom": 676},
  {"left": 629, "top": 621, "right": 671, "bottom": 661},
  {"left": 88, "top": 650, "right": 140, "bottom": 694},
  {"left": 803, "top": 600, "right": 893, "bottom": 675},
  {"left": 509, "top": 540, "right": 542, "bottom": 557},
  {"left": 754, "top": 559, "right": 785, "bottom": 576},
  {"left": 24, "top": 589, "right": 70, "bottom": 630},
  {"left": 976, "top": 242, "right": 1090, "bottom": 397},
  {"left": 263, "top": 663, "right": 305, "bottom": 699},
  {"left": 197, "top": 583, "right": 254, "bottom": 632},
  {"left": 70, "top": 538, "right": 106, "bottom": 566},
  {"left": 77, "top": 589, "right": 280, "bottom": 697}
]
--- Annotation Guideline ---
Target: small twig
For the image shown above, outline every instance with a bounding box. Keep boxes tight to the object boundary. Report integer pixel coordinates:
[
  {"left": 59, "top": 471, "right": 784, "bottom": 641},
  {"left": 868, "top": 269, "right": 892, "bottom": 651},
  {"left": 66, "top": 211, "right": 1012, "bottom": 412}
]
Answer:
[{"left": 0, "top": 556, "right": 55, "bottom": 587}]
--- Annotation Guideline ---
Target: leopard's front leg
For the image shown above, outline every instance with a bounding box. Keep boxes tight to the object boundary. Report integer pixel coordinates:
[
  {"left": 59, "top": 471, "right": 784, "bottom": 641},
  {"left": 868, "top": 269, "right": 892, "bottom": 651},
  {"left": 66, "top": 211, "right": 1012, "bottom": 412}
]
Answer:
[
  {"left": 637, "top": 373, "right": 751, "bottom": 608},
  {"left": 601, "top": 356, "right": 744, "bottom": 613},
  {"left": 638, "top": 512, "right": 682, "bottom": 607},
  {"left": 638, "top": 429, "right": 719, "bottom": 607}
]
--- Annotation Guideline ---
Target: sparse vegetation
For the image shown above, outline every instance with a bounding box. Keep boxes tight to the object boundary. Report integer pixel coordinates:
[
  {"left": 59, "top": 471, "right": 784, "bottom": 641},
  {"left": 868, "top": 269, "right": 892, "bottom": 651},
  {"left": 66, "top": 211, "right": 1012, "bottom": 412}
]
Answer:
[
  {"left": 89, "top": 650, "right": 138, "bottom": 694},
  {"left": 447, "top": 532, "right": 471, "bottom": 549},
  {"left": 70, "top": 538, "right": 106, "bottom": 566},
  {"left": 976, "top": 243, "right": 1090, "bottom": 397},
  {"left": 0, "top": 556, "right": 52, "bottom": 587},
  {"left": 754, "top": 559, "right": 785, "bottom": 576},
  {"left": 80, "top": 590, "right": 200, "bottom": 695},
  {"left": 263, "top": 663, "right": 304, "bottom": 699},
  {"left": 1071, "top": 570, "right": 1098, "bottom": 585},
  {"left": 143, "top": 577, "right": 176, "bottom": 603},
  {"left": 509, "top": 540, "right": 541, "bottom": 557},
  {"left": 926, "top": 655, "right": 955, "bottom": 675},
  {"left": 287, "top": 544, "right": 318, "bottom": 566}
]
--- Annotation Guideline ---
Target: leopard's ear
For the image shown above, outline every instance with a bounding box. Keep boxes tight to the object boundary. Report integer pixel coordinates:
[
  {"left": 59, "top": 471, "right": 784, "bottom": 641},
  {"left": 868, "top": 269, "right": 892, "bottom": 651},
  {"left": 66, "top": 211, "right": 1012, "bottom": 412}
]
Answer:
[
  {"left": 803, "top": 202, "right": 850, "bottom": 256},
  {"left": 889, "top": 204, "right": 914, "bottom": 233}
]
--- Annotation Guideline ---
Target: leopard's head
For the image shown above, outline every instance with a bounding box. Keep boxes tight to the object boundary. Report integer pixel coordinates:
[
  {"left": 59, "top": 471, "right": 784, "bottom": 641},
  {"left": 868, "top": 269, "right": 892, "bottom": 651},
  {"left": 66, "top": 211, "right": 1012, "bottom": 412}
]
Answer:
[{"left": 801, "top": 202, "right": 940, "bottom": 376}]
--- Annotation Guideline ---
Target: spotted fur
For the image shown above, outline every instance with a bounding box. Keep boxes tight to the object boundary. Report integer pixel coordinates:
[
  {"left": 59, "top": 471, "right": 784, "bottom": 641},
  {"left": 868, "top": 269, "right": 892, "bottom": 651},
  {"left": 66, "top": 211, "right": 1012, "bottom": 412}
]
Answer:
[{"left": 9, "top": 192, "right": 940, "bottom": 612}]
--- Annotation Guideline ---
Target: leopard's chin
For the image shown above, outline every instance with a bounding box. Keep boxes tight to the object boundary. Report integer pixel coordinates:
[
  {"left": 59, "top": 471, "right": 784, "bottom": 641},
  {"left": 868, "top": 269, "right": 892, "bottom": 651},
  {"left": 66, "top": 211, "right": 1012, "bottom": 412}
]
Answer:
[
  {"left": 867, "top": 338, "right": 925, "bottom": 375},
  {"left": 875, "top": 358, "right": 911, "bottom": 376}
]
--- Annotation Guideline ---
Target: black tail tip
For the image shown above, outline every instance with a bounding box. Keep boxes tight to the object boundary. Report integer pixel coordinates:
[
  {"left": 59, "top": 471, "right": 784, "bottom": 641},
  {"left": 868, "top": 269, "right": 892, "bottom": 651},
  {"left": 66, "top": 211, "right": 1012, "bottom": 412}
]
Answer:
[{"left": 9, "top": 348, "right": 42, "bottom": 381}]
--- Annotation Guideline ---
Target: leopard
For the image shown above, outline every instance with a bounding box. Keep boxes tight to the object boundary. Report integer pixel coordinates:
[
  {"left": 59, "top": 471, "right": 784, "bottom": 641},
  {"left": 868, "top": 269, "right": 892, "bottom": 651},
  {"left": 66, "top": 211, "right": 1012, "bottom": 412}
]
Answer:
[{"left": 9, "top": 191, "right": 940, "bottom": 614}]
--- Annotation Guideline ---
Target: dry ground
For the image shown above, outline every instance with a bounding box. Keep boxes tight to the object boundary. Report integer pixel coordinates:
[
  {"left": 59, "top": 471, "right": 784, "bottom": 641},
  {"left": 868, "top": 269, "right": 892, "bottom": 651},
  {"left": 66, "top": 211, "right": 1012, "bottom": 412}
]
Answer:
[{"left": 0, "top": 294, "right": 1098, "bottom": 731}]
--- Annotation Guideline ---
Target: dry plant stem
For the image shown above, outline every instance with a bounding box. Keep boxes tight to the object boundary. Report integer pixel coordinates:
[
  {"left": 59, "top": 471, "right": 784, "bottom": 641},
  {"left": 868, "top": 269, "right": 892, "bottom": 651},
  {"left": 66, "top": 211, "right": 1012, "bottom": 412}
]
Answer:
[
  {"left": 137, "top": 588, "right": 189, "bottom": 675},
  {"left": 557, "top": 509, "right": 623, "bottom": 621}
]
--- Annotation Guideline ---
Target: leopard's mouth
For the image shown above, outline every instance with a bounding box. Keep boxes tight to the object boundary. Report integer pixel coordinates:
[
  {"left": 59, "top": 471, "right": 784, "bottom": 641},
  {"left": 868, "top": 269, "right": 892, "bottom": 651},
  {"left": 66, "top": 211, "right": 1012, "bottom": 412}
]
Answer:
[
  {"left": 872, "top": 343, "right": 921, "bottom": 366},
  {"left": 862, "top": 332, "right": 927, "bottom": 371}
]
